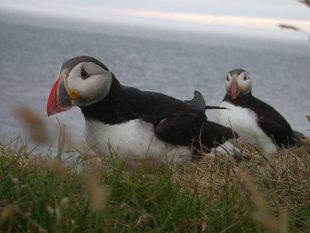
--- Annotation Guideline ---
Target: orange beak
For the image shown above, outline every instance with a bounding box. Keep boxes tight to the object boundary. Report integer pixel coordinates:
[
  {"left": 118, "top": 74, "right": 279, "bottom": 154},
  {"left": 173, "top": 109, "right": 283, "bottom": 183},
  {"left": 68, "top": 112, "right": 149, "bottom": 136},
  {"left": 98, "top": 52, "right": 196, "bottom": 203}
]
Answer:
[{"left": 230, "top": 77, "right": 239, "bottom": 100}]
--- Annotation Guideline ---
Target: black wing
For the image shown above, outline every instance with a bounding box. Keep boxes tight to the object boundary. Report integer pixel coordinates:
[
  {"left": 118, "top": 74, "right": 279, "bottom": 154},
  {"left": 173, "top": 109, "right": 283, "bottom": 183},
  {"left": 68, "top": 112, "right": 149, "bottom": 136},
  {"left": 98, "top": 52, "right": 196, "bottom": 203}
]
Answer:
[
  {"left": 249, "top": 97, "right": 294, "bottom": 147},
  {"left": 224, "top": 93, "right": 294, "bottom": 148},
  {"left": 155, "top": 110, "right": 207, "bottom": 146}
]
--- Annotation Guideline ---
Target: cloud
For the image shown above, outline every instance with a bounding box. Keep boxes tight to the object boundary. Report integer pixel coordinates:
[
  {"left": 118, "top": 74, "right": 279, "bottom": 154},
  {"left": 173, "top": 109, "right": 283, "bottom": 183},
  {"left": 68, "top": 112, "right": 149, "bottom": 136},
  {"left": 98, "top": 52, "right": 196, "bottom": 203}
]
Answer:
[
  {"left": 1, "top": 3, "right": 310, "bottom": 31},
  {"left": 118, "top": 8, "right": 310, "bottom": 29}
]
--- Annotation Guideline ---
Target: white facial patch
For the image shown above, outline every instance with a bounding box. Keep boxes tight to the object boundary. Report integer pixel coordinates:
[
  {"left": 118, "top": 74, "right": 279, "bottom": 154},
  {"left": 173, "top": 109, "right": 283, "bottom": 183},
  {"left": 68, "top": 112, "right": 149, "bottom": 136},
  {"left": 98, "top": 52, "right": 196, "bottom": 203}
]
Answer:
[
  {"left": 225, "top": 71, "right": 252, "bottom": 96},
  {"left": 225, "top": 72, "right": 233, "bottom": 94},
  {"left": 236, "top": 72, "right": 251, "bottom": 95},
  {"left": 67, "top": 62, "right": 113, "bottom": 106}
]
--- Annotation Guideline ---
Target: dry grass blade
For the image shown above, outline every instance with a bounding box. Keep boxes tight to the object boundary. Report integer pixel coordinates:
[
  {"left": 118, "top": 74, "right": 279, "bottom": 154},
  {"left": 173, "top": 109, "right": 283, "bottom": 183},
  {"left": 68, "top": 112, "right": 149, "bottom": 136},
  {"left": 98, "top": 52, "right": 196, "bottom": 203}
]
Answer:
[
  {"left": 0, "top": 204, "right": 15, "bottom": 224},
  {"left": 136, "top": 213, "right": 156, "bottom": 228},
  {"left": 278, "top": 24, "right": 301, "bottom": 31},
  {"left": 201, "top": 216, "right": 208, "bottom": 232},
  {"left": 84, "top": 172, "right": 110, "bottom": 214},
  {"left": 56, "top": 120, "right": 67, "bottom": 160},
  {"left": 237, "top": 168, "right": 289, "bottom": 233},
  {"left": 38, "top": 157, "right": 69, "bottom": 177},
  {"left": 14, "top": 106, "right": 49, "bottom": 143},
  {"left": 278, "top": 23, "right": 310, "bottom": 41}
]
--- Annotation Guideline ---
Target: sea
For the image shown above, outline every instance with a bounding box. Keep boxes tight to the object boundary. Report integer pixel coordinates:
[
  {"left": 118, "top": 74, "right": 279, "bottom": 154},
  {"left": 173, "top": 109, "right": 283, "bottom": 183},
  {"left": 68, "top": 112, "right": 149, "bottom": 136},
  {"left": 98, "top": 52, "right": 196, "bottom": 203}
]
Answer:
[{"left": 0, "top": 9, "right": 309, "bottom": 153}]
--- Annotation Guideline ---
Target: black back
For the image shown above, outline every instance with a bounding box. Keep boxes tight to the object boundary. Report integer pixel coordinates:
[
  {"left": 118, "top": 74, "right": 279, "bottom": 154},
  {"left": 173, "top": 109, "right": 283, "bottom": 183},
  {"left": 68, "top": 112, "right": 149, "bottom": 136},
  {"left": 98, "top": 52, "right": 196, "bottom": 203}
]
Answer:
[
  {"left": 223, "top": 93, "right": 294, "bottom": 148},
  {"left": 81, "top": 77, "right": 207, "bottom": 147}
]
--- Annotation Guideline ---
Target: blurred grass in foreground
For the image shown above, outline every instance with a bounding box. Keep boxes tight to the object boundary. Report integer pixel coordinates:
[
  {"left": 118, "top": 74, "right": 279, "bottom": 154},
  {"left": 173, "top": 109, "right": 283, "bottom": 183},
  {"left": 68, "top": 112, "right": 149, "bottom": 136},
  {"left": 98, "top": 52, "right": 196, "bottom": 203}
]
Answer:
[
  {"left": 1, "top": 106, "right": 309, "bottom": 232},
  {"left": 1, "top": 140, "right": 310, "bottom": 233}
]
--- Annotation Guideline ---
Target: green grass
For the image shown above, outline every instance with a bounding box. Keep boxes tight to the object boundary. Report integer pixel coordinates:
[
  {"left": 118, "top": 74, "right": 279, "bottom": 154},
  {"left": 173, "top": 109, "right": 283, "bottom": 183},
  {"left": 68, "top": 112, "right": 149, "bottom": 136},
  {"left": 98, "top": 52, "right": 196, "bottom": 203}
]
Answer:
[{"left": 1, "top": 141, "right": 310, "bottom": 233}]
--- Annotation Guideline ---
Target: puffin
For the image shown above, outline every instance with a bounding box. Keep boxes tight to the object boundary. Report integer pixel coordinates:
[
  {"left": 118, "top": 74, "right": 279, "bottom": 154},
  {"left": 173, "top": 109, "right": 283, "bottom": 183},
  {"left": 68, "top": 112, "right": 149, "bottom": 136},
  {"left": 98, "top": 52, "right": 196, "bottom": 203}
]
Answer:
[
  {"left": 47, "top": 56, "right": 235, "bottom": 164},
  {"left": 218, "top": 69, "right": 296, "bottom": 154}
]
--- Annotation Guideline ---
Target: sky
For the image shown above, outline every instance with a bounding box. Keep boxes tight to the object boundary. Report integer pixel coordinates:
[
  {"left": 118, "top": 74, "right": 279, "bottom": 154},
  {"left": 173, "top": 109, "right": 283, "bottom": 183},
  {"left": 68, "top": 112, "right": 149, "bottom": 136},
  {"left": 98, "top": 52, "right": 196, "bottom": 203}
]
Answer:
[{"left": 0, "top": 0, "right": 310, "bottom": 32}]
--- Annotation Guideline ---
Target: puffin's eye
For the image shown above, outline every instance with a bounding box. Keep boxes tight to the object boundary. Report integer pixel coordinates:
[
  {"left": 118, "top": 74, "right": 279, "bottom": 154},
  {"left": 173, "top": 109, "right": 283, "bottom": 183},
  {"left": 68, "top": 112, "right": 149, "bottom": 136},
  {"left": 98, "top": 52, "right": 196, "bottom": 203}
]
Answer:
[
  {"left": 81, "top": 66, "right": 90, "bottom": 80},
  {"left": 226, "top": 76, "right": 229, "bottom": 81},
  {"left": 243, "top": 76, "right": 247, "bottom": 81}
]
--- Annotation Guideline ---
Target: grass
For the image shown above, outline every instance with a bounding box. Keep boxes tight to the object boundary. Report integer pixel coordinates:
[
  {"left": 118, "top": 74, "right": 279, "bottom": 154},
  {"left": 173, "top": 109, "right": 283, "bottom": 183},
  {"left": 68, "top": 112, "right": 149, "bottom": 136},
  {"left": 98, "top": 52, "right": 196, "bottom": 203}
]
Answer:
[
  {"left": 2, "top": 107, "right": 310, "bottom": 232},
  {"left": 1, "top": 140, "right": 310, "bottom": 233}
]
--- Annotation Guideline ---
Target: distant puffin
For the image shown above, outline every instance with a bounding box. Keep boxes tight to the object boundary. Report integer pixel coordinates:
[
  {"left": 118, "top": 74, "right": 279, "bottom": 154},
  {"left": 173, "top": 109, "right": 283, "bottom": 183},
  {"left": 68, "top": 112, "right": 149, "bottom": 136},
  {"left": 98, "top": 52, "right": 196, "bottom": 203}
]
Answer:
[
  {"left": 218, "top": 69, "right": 295, "bottom": 154},
  {"left": 47, "top": 56, "right": 234, "bottom": 163}
]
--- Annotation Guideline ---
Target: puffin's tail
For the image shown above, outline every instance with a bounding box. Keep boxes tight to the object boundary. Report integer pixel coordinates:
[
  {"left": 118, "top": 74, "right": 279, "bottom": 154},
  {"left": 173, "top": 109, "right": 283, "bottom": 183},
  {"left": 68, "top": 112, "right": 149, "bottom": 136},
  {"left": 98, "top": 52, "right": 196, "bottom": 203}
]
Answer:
[
  {"left": 184, "top": 90, "right": 229, "bottom": 111},
  {"left": 184, "top": 90, "right": 206, "bottom": 111}
]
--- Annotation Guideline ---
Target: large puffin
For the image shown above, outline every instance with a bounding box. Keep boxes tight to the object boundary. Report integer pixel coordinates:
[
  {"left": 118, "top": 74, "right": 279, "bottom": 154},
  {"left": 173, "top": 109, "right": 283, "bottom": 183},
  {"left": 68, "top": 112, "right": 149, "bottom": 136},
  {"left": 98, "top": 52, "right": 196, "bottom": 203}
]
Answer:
[
  {"left": 218, "top": 69, "right": 295, "bottom": 154},
  {"left": 47, "top": 56, "right": 235, "bottom": 164}
]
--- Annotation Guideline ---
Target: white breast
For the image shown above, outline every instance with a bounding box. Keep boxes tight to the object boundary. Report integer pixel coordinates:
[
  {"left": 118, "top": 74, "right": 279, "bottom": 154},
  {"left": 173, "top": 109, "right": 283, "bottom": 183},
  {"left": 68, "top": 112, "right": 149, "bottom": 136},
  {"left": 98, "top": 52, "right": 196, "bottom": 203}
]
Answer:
[
  {"left": 218, "top": 101, "right": 277, "bottom": 154},
  {"left": 84, "top": 119, "right": 191, "bottom": 164}
]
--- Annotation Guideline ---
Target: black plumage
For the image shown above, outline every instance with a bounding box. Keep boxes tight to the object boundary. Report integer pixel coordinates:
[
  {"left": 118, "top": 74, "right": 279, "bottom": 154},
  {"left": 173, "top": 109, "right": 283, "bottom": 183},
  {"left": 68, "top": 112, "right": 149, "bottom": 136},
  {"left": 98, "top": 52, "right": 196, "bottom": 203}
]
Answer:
[
  {"left": 185, "top": 91, "right": 236, "bottom": 156},
  {"left": 81, "top": 76, "right": 206, "bottom": 147},
  {"left": 223, "top": 93, "right": 295, "bottom": 148},
  {"left": 81, "top": 76, "right": 235, "bottom": 154}
]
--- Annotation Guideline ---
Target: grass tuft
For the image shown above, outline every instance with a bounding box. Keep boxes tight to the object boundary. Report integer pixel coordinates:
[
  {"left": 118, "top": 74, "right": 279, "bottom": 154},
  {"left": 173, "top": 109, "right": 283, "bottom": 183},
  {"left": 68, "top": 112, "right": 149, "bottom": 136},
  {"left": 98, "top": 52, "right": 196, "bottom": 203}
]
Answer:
[{"left": 1, "top": 141, "right": 310, "bottom": 232}]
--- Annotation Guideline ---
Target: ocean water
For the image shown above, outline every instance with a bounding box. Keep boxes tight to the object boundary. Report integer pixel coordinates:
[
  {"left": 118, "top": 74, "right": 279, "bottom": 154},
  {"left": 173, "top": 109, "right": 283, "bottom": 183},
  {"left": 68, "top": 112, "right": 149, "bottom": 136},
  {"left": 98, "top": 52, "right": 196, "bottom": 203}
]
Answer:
[{"left": 0, "top": 11, "right": 309, "bottom": 151}]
